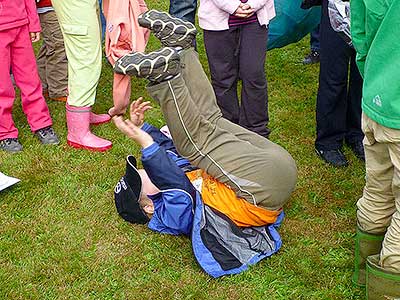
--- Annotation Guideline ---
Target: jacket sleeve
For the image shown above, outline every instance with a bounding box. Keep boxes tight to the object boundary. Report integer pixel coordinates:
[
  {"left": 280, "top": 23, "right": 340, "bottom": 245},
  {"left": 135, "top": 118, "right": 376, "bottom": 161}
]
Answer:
[
  {"left": 246, "top": 0, "right": 270, "bottom": 11},
  {"left": 25, "top": 0, "right": 41, "bottom": 32},
  {"left": 141, "top": 143, "right": 195, "bottom": 195},
  {"left": 350, "top": 0, "right": 367, "bottom": 76},
  {"left": 210, "top": 0, "right": 242, "bottom": 14},
  {"left": 142, "top": 143, "right": 195, "bottom": 236}
]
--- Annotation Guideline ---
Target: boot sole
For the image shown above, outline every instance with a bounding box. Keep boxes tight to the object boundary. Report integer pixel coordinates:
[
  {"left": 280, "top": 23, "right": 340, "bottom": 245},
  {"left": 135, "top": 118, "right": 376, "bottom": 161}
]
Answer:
[
  {"left": 138, "top": 10, "right": 197, "bottom": 48},
  {"left": 67, "top": 140, "right": 112, "bottom": 152},
  {"left": 114, "top": 48, "right": 180, "bottom": 81}
]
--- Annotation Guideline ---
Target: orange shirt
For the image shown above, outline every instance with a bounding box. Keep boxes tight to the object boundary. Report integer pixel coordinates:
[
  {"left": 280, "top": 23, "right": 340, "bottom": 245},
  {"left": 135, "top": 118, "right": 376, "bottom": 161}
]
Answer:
[{"left": 186, "top": 169, "right": 281, "bottom": 227}]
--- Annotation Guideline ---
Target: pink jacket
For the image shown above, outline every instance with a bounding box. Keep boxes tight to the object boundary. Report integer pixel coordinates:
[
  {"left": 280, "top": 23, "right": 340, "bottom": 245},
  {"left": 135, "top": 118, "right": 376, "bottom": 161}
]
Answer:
[
  {"left": 198, "top": 0, "right": 275, "bottom": 31},
  {"left": 103, "top": 0, "right": 150, "bottom": 115},
  {"left": 0, "top": 0, "right": 41, "bottom": 32}
]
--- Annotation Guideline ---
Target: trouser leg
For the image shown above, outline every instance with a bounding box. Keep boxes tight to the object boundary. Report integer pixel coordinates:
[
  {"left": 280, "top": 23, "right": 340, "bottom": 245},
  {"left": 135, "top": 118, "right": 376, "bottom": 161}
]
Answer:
[
  {"left": 39, "top": 11, "right": 68, "bottom": 98},
  {"left": 147, "top": 76, "right": 297, "bottom": 210},
  {"left": 180, "top": 49, "right": 274, "bottom": 150},
  {"left": 357, "top": 114, "right": 400, "bottom": 272},
  {"left": 310, "top": 24, "right": 320, "bottom": 51},
  {"left": 315, "top": 0, "right": 352, "bottom": 150},
  {"left": 36, "top": 37, "right": 48, "bottom": 91},
  {"left": 11, "top": 25, "right": 52, "bottom": 133},
  {"left": 380, "top": 143, "right": 400, "bottom": 272},
  {"left": 0, "top": 29, "right": 18, "bottom": 140},
  {"left": 345, "top": 55, "right": 363, "bottom": 144},
  {"left": 169, "top": 0, "right": 197, "bottom": 24},
  {"left": 204, "top": 28, "right": 240, "bottom": 124},
  {"left": 238, "top": 22, "right": 269, "bottom": 138},
  {"left": 52, "top": 0, "right": 102, "bottom": 107}
]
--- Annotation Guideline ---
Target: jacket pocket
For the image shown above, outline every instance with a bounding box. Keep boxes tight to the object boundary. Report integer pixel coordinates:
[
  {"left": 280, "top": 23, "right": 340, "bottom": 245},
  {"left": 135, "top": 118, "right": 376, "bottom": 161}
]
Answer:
[{"left": 62, "top": 24, "right": 88, "bottom": 36}]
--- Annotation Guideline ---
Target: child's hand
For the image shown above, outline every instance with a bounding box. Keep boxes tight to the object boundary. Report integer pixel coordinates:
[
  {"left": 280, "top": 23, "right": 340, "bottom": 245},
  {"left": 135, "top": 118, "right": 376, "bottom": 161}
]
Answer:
[
  {"left": 30, "top": 32, "right": 41, "bottom": 42},
  {"left": 234, "top": 3, "right": 254, "bottom": 18},
  {"left": 129, "top": 97, "right": 152, "bottom": 128},
  {"left": 113, "top": 116, "right": 154, "bottom": 148},
  {"left": 108, "top": 106, "right": 126, "bottom": 117}
]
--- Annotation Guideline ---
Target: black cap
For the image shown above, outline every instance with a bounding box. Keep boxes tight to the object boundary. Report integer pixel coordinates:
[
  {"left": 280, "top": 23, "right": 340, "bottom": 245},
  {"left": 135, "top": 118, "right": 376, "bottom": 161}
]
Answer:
[{"left": 114, "top": 155, "right": 150, "bottom": 224}]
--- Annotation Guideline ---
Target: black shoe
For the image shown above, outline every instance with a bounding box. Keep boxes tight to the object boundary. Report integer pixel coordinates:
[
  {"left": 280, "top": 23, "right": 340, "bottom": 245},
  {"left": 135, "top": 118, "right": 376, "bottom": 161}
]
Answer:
[
  {"left": 114, "top": 47, "right": 181, "bottom": 82},
  {"left": 138, "top": 10, "right": 197, "bottom": 49},
  {"left": 348, "top": 141, "right": 365, "bottom": 161},
  {"left": 0, "top": 138, "right": 23, "bottom": 153},
  {"left": 302, "top": 50, "right": 320, "bottom": 65},
  {"left": 35, "top": 126, "right": 60, "bottom": 145},
  {"left": 315, "top": 148, "right": 349, "bottom": 167}
]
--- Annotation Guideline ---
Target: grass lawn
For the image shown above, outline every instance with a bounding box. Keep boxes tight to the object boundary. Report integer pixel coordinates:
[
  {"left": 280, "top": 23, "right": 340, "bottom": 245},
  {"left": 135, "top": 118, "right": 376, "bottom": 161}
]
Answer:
[{"left": 0, "top": 1, "right": 366, "bottom": 299}]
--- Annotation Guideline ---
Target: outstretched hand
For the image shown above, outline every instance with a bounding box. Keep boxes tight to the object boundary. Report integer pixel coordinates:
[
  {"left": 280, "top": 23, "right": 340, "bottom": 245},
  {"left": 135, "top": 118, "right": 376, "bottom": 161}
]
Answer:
[
  {"left": 129, "top": 97, "right": 153, "bottom": 128},
  {"left": 113, "top": 98, "right": 154, "bottom": 148}
]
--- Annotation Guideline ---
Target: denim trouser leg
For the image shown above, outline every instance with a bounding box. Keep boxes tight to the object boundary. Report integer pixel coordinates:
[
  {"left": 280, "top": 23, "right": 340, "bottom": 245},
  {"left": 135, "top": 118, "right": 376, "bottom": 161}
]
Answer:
[{"left": 169, "top": 0, "right": 197, "bottom": 24}]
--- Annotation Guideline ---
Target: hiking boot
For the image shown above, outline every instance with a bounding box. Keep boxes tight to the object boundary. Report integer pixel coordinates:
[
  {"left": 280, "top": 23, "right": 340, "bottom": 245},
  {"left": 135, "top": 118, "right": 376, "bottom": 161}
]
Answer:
[
  {"left": 138, "top": 10, "right": 197, "bottom": 49},
  {"left": 35, "top": 126, "right": 60, "bottom": 145},
  {"left": 0, "top": 138, "right": 23, "bottom": 153},
  {"left": 114, "top": 47, "right": 181, "bottom": 83},
  {"left": 302, "top": 50, "right": 320, "bottom": 65},
  {"left": 315, "top": 148, "right": 349, "bottom": 167}
]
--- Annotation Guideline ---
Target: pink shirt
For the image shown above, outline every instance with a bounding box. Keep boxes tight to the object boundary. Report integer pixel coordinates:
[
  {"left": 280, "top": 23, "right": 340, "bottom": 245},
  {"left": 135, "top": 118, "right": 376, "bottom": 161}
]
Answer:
[
  {"left": 198, "top": 0, "right": 275, "bottom": 31},
  {"left": 0, "top": 0, "right": 41, "bottom": 32}
]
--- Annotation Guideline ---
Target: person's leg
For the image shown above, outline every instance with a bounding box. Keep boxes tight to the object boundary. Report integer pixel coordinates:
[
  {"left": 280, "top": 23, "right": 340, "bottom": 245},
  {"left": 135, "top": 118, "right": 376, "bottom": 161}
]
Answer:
[
  {"left": 52, "top": 0, "right": 102, "bottom": 108},
  {"left": 169, "top": 0, "right": 197, "bottom": 24},
  {"left": 180, "top": 48, "right": 278, "bottom": 150},
  {"left": 36, "top": 17, "right": 48, "bottom": 95},
  {"left": 0, "top": 28, "right": 19, "bottom": 140},
  {"left": 40, "top": 11, "right": 68, "bottom": 99},
  {"left": 310, "top": 24, "right": 320, "bottom": 52},
  {"left": 11, "top": 25, "right": 53, "bottom": 133},
  {"left": 345, "top": 53, "right": 363, "bottom": 145},
  {"left": 203, "top": 28, "right": 241, "bottom": 124},
  {"left": 315, "top": 0, "right": 352, "bottom": 151},
  {"left": 380, "top": 140, "right": 400, "bottom": 272},
  {"left": 356, "top": 114, "right": 400, "bottom": 276},
  {"left": 238, "top": 22, "right": 270, "bottom": 138},
  {"left": 147, "top": 75, "right": 297, "bottom": 210}
]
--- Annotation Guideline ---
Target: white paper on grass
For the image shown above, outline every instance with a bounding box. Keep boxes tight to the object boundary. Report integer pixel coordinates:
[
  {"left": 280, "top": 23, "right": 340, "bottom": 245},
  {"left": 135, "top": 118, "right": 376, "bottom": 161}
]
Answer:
[{"left": 0, "top": 172, "right": 20, "bottom": 191}]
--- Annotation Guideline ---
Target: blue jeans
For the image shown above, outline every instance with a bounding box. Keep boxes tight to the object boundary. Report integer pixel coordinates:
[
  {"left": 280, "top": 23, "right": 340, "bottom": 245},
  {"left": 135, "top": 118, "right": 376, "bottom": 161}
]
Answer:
[
  {"left": 310, "top": 24, "right": 320, "bottom": 52},
  {"left": 169, "top": 0, "right": 197, "bottom": 24},
  {"left": 98, "top": 0, "right": 106, "bottom": 41}
]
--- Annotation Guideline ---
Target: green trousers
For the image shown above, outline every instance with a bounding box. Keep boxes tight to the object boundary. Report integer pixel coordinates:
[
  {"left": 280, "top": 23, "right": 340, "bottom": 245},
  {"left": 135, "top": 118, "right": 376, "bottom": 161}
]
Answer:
[
  {"left": 147, "top": 49, "right": 297, "bottom": 210},
  {"left": 52, "top": 0, "right": 102, "bottom": 107}
]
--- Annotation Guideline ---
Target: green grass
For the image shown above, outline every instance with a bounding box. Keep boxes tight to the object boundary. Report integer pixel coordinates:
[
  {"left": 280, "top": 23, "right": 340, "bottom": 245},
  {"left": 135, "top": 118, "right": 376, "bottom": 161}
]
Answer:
[{"left": 0, "top": 2, "right": 366, "bottom": 299}]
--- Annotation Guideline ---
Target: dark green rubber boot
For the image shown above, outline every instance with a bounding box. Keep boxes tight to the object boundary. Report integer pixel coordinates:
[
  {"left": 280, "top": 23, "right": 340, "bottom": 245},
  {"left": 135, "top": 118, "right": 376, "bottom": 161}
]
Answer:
[
  {"left": 366, "top": 254, "right": 400, "bottom": 300},
  {"left": 353, "top": 227, "right": 384, "bottom": 286}
]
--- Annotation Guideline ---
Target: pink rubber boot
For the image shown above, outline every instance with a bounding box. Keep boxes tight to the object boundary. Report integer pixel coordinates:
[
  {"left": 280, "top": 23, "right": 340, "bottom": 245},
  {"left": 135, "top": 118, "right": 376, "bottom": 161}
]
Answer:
[
  {"left": 66, "top": 104, "right": 112, "bottom": 152},
  {"left": 90, "top": 112, "right": 111, "bottom": 125}
]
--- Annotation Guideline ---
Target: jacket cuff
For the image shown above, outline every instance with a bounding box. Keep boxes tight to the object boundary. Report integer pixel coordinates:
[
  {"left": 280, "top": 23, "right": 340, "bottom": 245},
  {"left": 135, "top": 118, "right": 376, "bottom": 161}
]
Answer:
[
  {"left": 141, "top": 122, "right": 152, "bottom": 133},
  {"left": 141, "top": 142, "right": 159, "bottom": 160}
]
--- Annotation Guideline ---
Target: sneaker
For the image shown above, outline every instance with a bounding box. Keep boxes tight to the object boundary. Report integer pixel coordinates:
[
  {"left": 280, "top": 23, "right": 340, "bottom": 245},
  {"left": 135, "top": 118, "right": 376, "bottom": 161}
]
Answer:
[
  {"left": 315, "top": 148, "right": 348, "bottom": 167},
  {"left": 348, "top": 141, "right": 365, "bottom": 161},
  {"left": 35, "top": 126, "right": 60, "bottom": 145},
  {"left": 114, "top": 47, "right": 181, "bottom": 82},
  {"left": 138, "top": 10, "right": 197, "bottom": 49},
  {"left": 0, "top": 138, "right": 23, "bottom": 153},
  {"left": 302, "top": 50, "right": 320, "bottom": 65}
]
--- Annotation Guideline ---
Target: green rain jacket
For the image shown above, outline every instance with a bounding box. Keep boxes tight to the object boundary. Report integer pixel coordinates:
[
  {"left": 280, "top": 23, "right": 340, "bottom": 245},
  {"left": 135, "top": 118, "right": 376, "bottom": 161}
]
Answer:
[{"left": 350, "top": 0, "right": 400, "bottom": 129}]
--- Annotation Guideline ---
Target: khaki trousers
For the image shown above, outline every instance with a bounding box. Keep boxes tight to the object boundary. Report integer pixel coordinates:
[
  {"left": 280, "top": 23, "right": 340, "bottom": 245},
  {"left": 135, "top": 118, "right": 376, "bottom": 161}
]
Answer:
[
  {"left": 357, "top": 113, "right": 400, "bottom": 272},
  {"left": 147, "top": 49, "right": 297, "bottom": 210},
  {"left": 51, "top": 0, "right": 102, "bottom": 107},
  {"left": 37, "top": 11, "right": 68, "bottom": 99}
]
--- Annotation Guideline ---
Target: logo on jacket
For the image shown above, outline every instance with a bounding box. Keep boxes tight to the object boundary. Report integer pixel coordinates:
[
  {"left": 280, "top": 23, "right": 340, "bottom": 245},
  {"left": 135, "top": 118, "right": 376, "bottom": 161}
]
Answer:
[{"left": 373, "top": 95, "right": 382, "bottom": 107}]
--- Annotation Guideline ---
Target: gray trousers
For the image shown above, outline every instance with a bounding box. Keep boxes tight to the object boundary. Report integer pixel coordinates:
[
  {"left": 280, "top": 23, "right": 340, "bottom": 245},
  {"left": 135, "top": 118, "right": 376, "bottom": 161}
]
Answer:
[{"left": 147, "top": 49, "right": 297, "bottom": 210}]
